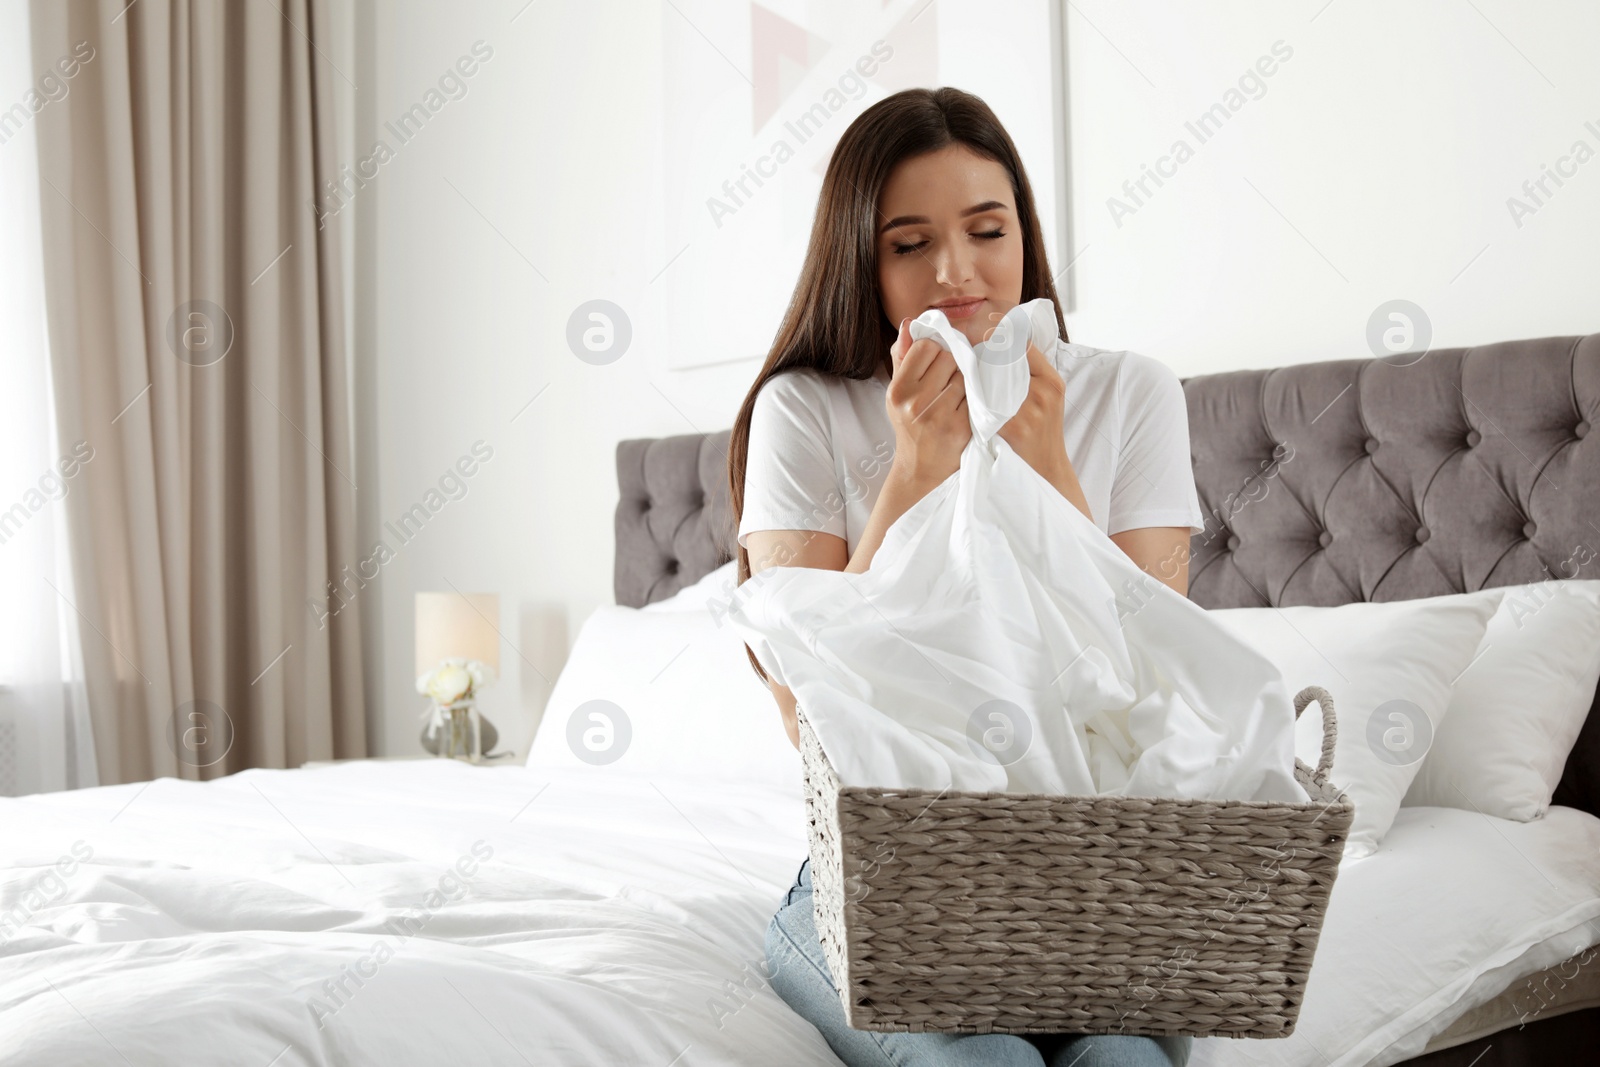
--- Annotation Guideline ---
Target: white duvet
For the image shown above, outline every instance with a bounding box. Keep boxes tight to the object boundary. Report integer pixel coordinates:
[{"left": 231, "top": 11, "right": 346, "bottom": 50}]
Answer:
[
  {"left": 3, "top": 758, "right": 1597, "bottom": 1065},
  {"left": 1, "top": 761, "right": 838, "bottom": 1066}
]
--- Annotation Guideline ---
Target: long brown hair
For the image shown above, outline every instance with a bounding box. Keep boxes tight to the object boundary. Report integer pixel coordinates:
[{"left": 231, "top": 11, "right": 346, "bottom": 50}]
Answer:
[{"left": 727, "top": 87, "right": 1066, "bottom": 678}]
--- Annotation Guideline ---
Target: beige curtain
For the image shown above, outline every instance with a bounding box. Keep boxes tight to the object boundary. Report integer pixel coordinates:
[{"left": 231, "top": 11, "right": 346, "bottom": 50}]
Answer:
[{"left": 29, "top": 0, "right": 367, "bottom": 784}]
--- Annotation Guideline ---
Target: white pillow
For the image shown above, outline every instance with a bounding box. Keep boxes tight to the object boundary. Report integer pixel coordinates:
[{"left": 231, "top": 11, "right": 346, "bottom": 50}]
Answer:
[
  {"left": 640, "top": 560, "right": 738, "bottom": 612},
  {"left": 526, "top": 601, "right": 802, "bottom": 793},
  {"left": 1402, "top": 579, "right": 1600, "bottom": 821},
  {"left": 1209, "top": 591, "right": 1497, "bottom": 859}
]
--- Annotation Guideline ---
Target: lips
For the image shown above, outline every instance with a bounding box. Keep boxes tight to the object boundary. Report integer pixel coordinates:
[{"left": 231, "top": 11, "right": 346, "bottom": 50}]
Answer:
[{"left": 930, "top": 297, "right": 984, "bottom": 320}]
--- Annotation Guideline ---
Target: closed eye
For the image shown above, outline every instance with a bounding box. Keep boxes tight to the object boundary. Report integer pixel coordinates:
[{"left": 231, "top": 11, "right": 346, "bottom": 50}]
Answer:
[{"left": 891, "top": 229, "right": 1008, "bottom": 256}]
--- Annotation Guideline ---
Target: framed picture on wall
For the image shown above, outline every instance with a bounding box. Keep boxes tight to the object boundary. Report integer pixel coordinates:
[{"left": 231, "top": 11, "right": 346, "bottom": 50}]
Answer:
[{"left": 657, "top": 0, "right": 1067, "bottom": 371}]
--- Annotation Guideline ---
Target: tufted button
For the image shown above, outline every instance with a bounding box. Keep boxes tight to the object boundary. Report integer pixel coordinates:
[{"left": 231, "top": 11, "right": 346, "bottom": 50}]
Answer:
[
  {"left": 1318, "top": 530, "right": 1332, "bottom": 549},
  {"left": 1227, "top": 535, "right": 1241, "bottom": 552},
  {"left": 1576, "top": 421, "right": 1590, "bottom": 439},
  {"left": 1523, "top": 521, "right": 1538, "bottom": 540},
  {"left": 1465, "top": 429, "right": 1481, "bottom": 448},
  {"left": 664, "top": 558, "right": 678, "bottom": 575},
  {"left": 1364, "top": 438, "right": 1379, "bottom": 455},
  {"left": 1415, "top": 526, "right": 1430, "bottom": 545}
]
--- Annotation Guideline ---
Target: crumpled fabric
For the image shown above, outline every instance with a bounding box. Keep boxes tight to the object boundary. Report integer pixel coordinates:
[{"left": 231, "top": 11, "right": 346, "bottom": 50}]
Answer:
[{"left": 729, "top": 299, "right": 1307, "bottom": 802}]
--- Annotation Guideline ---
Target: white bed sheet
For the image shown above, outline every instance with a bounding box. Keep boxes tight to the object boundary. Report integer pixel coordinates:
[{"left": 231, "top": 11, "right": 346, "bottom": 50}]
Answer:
[{"left": 4, "top": 763, "right": 1597, "bottom": 1066}]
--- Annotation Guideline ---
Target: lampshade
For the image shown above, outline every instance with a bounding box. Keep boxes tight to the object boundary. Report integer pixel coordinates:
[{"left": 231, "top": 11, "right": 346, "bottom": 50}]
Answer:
[{"left": 414, "top": 592, "right": 501, "bottom": 677}]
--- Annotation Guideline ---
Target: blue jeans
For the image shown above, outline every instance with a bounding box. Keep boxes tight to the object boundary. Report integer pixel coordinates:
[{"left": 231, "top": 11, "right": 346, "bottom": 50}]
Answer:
[{"left": 765, "top": 857, "right": 1193, "bottom": 1067}]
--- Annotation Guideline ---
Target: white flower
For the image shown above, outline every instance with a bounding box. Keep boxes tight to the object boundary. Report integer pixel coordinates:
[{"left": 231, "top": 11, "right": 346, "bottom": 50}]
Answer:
[
  {"left": 415, "top": 658, "right": 497, "bottom": 705},
  {"left": 463, "top": 659, "right": 496, "bottom": 691},
  {"left": 426, "top": 663, "right": 472, "bottom": 704}
]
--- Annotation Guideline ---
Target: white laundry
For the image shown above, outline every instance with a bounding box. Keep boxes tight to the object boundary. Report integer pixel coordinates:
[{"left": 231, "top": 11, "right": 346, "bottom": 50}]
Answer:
[{"left": 729, "top": 299, "right": 1308, "bottom": 803}]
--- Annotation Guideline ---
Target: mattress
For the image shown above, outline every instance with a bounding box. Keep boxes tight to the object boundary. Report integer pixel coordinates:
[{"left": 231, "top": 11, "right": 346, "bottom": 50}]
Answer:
[{"left": 1420, "top": 941, "right": 1600, "bottom": 1053}]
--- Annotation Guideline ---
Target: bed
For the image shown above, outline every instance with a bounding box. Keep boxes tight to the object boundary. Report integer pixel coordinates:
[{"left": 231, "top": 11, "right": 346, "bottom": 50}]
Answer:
[{"left": 3, "top": 332, "right": 1598, "bottom": 1065}]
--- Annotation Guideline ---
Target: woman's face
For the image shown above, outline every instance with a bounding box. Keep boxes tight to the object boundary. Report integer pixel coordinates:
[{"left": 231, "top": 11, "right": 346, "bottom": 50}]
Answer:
[{"left": 875, "top": 143, "right": 1026, "bottom": 350}]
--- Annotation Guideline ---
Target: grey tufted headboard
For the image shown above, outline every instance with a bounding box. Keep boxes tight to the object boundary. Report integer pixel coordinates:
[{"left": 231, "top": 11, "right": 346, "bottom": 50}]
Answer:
[
  {"left": 614, "top": 429, "right": 735, "bottom": 605},
  {"left": 615, "top": 332, "right": 1600, "bottom": 818}
]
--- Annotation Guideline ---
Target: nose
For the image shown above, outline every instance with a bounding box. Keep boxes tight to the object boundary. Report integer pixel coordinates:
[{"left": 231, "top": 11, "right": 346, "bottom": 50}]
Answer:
[{"left": 931, "top": 232, "right": 977, "bottom": 289}]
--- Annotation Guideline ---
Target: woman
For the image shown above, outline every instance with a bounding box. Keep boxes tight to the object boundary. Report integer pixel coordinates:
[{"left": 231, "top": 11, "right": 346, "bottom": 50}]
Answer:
[{"left": 728, "top": 87, "right": 1201, "bottom": 1067}]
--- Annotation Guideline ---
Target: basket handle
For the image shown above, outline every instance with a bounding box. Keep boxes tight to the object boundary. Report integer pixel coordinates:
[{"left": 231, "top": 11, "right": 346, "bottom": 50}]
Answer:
[{"left": 1293, "top": 685, "right": 1338, "bottom": 783}]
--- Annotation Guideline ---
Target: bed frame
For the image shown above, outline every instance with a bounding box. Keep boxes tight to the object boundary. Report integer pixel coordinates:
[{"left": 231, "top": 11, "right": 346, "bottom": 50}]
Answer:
[{"left": 614, "top": 331, "right": 1600, "bottom": 1064}]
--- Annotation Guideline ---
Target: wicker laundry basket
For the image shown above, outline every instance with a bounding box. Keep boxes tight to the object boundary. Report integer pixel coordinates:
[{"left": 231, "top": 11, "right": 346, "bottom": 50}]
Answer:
[{"left": 796, "top": 685, "right": 1354, "bottom": 1039}]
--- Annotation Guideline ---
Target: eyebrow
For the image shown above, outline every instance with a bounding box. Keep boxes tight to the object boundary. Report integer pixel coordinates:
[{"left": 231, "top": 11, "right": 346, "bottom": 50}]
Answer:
[{"left": 878, "top": 200, "right": 1010, "bottom": 234}]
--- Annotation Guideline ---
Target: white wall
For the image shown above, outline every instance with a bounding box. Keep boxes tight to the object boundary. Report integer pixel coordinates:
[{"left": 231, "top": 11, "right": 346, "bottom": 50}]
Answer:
[
  {"left": 1060, "top": 0, "right": 1600, "bottom": 370},
  {"left": 362, "top": 0, "right": 1600, "bottom": 757},
  {"left": 365, "top": 0, "right": 752, "bottom": 758}
]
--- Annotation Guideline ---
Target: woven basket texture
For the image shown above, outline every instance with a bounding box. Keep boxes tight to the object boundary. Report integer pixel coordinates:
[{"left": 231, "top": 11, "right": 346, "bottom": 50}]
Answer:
[{"left": 798, "top": 685, "right": 1354, "bottom": 1038}]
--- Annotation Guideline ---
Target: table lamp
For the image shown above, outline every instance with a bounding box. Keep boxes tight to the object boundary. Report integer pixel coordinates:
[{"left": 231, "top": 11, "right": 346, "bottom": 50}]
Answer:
[{"left": 414, "top": 591, "right": 506, "bottom": 761}]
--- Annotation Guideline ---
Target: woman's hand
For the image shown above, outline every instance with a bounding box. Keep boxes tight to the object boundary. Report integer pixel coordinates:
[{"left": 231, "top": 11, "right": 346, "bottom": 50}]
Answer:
[
  {"left": 884, "top": 316, "right": 971, "bottom": 490},
  {"left": 997, "top": 341, "right": 1068, "bottom": 482},
  {"left": 833, "top": 318, "right": 971, "bottom": 578},
  {"left": 998, "top": 342, "right": 1093, "bottom": 521}
]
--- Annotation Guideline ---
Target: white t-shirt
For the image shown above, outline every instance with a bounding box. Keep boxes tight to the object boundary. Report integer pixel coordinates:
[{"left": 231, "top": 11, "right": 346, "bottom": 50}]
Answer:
[{"left": 738, "top": 337, "right": 1206, "bottom": 557}]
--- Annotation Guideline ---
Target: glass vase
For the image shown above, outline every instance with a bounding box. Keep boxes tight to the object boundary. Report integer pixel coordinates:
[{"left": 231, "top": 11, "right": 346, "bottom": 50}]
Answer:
[{"left": 439, "top": 703, "right": 482, "bottom": 763}]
